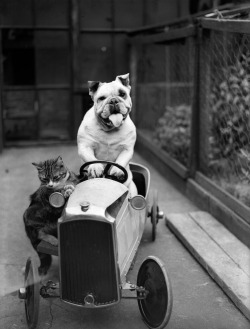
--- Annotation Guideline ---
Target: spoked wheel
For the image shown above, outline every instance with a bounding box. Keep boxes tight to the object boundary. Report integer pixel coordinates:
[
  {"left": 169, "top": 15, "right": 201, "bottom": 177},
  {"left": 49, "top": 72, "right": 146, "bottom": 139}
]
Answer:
[
  {"left": 137, "top": 256, "right": 173, "bottom": 329},
  {"left": 150, "top": 190, "right": 158, "bottom": 241},
  {"left": 24, "top": 257, "right": 40, "bottom": 329}
]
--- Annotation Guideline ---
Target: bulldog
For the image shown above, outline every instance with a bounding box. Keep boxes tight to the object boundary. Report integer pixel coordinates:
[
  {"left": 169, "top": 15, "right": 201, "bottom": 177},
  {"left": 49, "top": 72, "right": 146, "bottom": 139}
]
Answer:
[{"left": 77, "top": 73, "right": 137, "bottom": 196}]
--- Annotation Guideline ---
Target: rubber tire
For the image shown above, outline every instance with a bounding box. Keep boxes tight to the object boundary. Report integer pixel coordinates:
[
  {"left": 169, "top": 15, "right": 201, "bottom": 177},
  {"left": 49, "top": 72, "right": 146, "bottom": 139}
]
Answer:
[
  {"left": 137, "top": 256, "right": 173, "bottom": 329},
  {"left": 24, "top": 257, "right": 40, "bottom": 329},
  {"left": 150, "top": 190, "right": 158, "bottom": 241}
]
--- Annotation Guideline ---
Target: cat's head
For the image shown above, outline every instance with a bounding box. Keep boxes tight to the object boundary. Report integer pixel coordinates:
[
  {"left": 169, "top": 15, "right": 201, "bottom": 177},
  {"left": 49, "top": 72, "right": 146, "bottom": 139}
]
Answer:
[{"left": 32, "top": 156, "right": 69, "bottom": 189}]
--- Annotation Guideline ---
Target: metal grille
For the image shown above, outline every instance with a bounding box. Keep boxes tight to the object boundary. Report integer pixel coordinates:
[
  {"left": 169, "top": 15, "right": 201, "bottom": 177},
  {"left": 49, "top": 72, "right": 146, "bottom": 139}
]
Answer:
[
  {"left": 200, "top": 30, "right": 250, "bottom": 206},
  {"left": 59, "top": 219, "right": 119, "bottom": 306}
]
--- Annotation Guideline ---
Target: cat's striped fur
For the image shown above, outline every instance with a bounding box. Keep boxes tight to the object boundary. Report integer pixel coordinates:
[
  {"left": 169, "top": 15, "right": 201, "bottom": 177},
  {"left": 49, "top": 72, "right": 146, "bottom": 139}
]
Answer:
[{"left": 23, "top": 156, "right": 79, "bottom": 275}]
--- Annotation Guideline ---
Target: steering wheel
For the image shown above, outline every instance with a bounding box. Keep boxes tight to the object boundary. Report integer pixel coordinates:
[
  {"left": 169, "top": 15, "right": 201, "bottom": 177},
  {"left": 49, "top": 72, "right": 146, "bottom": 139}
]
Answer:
[{"left": 79, "top": 161, "right": 128, "bottom": 184}]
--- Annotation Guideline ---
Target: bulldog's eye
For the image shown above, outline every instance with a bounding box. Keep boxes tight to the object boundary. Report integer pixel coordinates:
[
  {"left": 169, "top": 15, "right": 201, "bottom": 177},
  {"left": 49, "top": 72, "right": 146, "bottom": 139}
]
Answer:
[
  {"left": 98, "top": 96, "right": 106, "bottom": 102},
  {"left": 119, "top": 91, "right": 126, "bottom": 98}
]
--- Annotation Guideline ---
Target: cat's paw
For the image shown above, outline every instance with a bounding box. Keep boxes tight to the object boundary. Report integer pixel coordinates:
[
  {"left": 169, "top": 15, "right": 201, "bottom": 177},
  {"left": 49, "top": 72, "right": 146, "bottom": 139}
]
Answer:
[
  {"left": 45, "top": 235, "right": 58, "bottom": 246},
  {"left": 63, "top": 184, "right": 75, "bottom": 198}
]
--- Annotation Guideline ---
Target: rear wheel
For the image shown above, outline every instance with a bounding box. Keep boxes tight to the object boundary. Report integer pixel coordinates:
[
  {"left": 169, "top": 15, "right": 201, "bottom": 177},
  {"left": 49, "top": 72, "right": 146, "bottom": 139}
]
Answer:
[
  {"left": 137, "top": 256, "right": 173, "bottom": 329},
  {"left": 24, "top": 257, "right": 40, "bottom": 329},
  {"left": 150, "top": 191, "right": 158, "bottom": 241}
]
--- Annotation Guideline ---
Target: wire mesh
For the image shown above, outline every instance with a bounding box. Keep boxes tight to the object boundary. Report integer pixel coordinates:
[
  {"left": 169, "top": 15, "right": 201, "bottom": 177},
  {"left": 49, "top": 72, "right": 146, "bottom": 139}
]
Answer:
[
  {"left": 136, "top": 36, "right": 195, "bottom": 167},
  {"left": 200, "top": 29, "right": 250, "bottom": 206}
]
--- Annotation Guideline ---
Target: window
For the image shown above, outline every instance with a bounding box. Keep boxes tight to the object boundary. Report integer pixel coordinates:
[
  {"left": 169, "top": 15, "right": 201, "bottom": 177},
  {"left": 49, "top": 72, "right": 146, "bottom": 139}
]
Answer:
[{"left": 2, "top": 29, "right": 35, "bottom": 85}]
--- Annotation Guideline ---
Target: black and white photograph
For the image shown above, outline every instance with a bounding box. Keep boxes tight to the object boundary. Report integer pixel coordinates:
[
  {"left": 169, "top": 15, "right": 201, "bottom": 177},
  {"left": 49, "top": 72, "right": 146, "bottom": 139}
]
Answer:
[{"left": 0, "top": 1, "right": 250, "bottom": 328}]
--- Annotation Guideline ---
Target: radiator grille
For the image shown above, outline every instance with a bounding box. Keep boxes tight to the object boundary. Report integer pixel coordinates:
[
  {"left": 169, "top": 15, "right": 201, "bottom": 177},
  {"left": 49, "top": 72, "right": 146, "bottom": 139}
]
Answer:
[{"left": 59, "top": 219, "right": 119, "bottom": 306}]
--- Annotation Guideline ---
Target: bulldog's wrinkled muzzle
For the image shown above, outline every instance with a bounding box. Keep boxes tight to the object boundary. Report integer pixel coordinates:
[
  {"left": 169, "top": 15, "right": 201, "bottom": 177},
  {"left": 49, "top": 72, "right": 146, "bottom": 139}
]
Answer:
[
  {"left": 98, "top": 96, "right": 130, "bottom": 130},
  {"left": 108, "top": 98, "right": 121, "bottom": 115},
  {"left": 110, "top": 97, "right": 119, "bottom": 104}
]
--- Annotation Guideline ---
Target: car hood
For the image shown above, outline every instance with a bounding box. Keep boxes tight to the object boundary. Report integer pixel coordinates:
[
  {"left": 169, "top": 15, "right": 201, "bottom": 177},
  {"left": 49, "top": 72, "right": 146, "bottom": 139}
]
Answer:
[{"left": 66, "top": 178, "right": 128, "bottom": 211}]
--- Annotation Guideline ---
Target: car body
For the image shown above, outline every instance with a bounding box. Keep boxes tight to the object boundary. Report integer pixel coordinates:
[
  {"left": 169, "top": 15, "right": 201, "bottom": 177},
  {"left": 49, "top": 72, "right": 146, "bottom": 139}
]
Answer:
[
  {"left": 57, "top": 162, "right": 150, "bottom": 307},
  {"left": 20, "top": 161, "right": 172, "bottom": 329}
]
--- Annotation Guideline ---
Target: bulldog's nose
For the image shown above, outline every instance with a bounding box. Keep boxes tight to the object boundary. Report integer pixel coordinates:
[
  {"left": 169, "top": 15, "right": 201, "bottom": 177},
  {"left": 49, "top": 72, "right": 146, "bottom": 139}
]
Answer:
[{"left": 110, "top": 98, "right": 118, "bottom": 104}]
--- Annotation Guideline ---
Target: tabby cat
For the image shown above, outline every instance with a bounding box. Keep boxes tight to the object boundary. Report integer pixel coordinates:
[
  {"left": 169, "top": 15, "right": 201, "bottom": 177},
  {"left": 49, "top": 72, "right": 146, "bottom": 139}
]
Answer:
[{"left": 23, "top": 156, "right": 79, "bottom": 275}]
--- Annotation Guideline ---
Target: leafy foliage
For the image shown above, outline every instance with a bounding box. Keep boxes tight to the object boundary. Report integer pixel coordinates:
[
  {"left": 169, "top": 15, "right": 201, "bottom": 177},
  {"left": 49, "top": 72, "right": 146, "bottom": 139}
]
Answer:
[
  {"left": 208, "top": 51, "right": 250, "bottom": 205},
  {"left": 209, "top": 51, "right": 250, "bottom": 162},
  {"left": 154, "top": 104, "right": 191, "bottom": 166}
]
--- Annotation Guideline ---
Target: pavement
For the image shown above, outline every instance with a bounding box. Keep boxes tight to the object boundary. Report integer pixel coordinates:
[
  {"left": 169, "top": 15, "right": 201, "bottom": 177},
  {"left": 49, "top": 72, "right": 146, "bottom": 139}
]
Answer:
[{"left": 0, "top": 144, "right": 250, "bottom": 329}]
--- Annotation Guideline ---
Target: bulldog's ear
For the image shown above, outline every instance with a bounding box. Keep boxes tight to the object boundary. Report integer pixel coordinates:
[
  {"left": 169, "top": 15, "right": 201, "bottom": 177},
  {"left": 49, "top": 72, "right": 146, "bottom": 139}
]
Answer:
[
  {"left": 88, "top": 81, "right": 100, "bottom": 98},
  {"left": 116, "top": 73, "right": 130, "bottom": 88}
]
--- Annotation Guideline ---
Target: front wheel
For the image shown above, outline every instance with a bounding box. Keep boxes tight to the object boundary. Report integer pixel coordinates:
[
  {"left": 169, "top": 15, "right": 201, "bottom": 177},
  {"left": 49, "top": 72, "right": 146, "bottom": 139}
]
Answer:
[
  {"left": 137, "top": 256, "right": 173, "bottom": 329},
  {"left": 24, "top": 257, "right": 40, "bottom": 329}
]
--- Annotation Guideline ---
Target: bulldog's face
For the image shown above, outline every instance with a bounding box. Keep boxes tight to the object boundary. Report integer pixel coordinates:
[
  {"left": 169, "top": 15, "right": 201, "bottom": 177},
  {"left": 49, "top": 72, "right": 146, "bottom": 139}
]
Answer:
[{"left": 88, "top": 73, "right": 132, "bottom": 131}]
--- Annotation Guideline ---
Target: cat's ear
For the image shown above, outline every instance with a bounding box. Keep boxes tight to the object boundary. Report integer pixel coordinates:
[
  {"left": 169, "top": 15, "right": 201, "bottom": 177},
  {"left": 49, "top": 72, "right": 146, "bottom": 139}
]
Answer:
[
  {"left": 32, "top": 162, "right": 42, "bottom": 171},
  {"left": 55, "top": 156, "right": 64, "bottom": 167}
]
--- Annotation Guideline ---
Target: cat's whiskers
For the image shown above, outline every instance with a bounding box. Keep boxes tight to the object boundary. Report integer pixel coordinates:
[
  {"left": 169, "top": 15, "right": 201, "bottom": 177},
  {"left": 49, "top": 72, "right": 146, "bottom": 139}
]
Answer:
[
  {"left": 47, "top": 180, "right": 57, "bottom": 188},
  {"left": 46, "top": 171, "right": 70, "bottom": 189}
]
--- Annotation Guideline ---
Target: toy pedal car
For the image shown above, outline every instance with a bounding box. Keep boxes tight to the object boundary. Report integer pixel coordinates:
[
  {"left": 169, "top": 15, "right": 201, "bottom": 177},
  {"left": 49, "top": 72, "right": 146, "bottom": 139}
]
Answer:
[{"left": 19, "top": 161, "right": 173, "bottom": 329}]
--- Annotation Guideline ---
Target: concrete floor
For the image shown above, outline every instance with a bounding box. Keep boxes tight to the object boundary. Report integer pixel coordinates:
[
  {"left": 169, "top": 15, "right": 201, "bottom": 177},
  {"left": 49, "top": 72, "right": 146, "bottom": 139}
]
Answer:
[{"left": 0, "top": 144, "right": 249, "bottom": 329}]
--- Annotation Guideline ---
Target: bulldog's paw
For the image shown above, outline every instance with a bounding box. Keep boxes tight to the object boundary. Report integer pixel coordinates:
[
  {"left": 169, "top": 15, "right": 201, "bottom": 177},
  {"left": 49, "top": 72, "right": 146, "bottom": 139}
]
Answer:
[
  {"left": 110, "top": 167, "right": 125, "bottom": 179},
  {"left": 63, "top": 184, "right": 75, "bottom": 198},
  {"left": 88, "top": 163, "right": 104, "bottom": 178}
]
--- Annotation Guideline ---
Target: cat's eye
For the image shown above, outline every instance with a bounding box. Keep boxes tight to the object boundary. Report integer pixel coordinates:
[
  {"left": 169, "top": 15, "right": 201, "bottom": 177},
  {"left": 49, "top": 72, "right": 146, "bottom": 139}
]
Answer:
[{"left": 53, "top": 176, "right": 60, "bottom": 181}]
